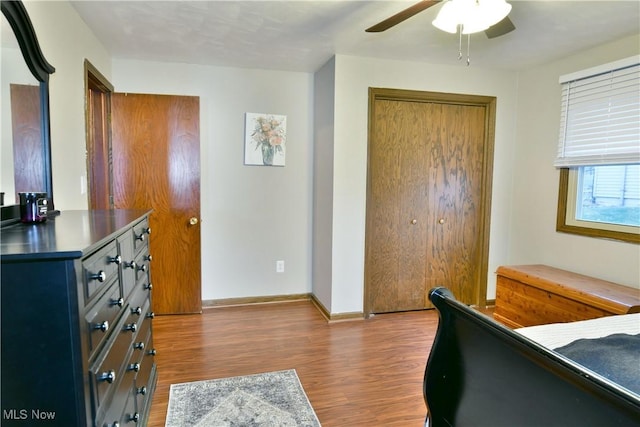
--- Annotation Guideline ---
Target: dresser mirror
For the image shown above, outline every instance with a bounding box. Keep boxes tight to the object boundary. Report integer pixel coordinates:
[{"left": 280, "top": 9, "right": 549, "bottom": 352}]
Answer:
[{"left": 1, "top": 0, "right": 55, "bottom": 223}]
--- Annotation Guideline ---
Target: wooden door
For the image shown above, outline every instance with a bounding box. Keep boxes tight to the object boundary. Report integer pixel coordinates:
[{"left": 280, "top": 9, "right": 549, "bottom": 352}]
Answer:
[
  {"left": 111, "top": 93, "right": 201, "bottom": 314},
  {"left": 365, "top": 88, "right": 494, "bottom": 314},
  {"left": 10, "top": 84, "right": 44, "bottom": 201},
  {"left": 85, "top": 61, "right": 114, "bottom": 210}
]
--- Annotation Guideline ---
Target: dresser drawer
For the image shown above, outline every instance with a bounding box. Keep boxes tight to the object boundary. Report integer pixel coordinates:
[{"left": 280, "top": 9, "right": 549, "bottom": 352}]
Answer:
[
  {"left": 83, "top": 241, "right": 120, "bottom": 303},
  {"left": 90, "top": 316, "right": 132, "bottom": 423},
  {"left": 124, "top": 297, "right": 151, "bottom": 340},
  {"left": 118, "top": 231, "right": 136, "bottom": 299},
  {"left": 85, "top": 281, "right": 123, "bottom": 357},
  {"left": 135, "top": 320, "right": 155, "bottom": 413},
  {"left": 134, "top": 247, "right": 152, "bottom": 285},
  {"left": 97, "top": 361, "right": 138, "bottom": 427},
  {"left": 132, "top": 217, "right": 151, "bottom": 255}
]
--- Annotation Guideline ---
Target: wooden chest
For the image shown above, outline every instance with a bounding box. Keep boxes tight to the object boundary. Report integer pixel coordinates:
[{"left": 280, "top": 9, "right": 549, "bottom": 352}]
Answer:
[{"left": 494, "top": 264, "right": 640, "bottom": 328}]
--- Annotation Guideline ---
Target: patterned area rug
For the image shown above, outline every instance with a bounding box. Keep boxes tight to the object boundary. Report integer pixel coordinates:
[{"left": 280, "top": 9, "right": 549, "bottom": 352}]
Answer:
[{"left": 165, "top": 369, "right": 321, "bottom": 427}]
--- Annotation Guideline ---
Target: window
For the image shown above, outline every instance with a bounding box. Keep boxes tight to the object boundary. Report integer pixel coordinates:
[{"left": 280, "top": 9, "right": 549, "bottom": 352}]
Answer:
[{"left": 556, "top": 57, "right": 640, "bottom": 244}]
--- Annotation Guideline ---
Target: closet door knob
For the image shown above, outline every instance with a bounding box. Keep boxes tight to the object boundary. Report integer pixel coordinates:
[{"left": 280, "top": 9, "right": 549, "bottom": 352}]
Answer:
[
  {"left": 189, "top": 217, "right": 199, "bottom": 226},
  {"left": 438, "top": 218, "right": 445, "bottom": 224},
  {"left": 410, "top": 219, "right": 417, "bottom": 225}
]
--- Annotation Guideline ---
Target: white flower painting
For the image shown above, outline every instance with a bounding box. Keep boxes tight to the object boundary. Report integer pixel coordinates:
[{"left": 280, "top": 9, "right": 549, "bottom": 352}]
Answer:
[{"left": 244, "top": 112, "right": 287, "bottom": 166}]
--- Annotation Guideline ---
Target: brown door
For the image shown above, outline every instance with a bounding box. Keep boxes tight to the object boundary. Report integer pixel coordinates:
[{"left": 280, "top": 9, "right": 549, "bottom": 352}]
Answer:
[
  {"left": 111, "top": 93, "right": 201, "bottom": 314},
  {"left": 365, "top": 88, "right": 494, "bottom": 314},
  {"left": 10, "top": 84, "right": 44, "bottom": 201},
  {"left": 85, "top": 61, "right": 114, "bottom": 210}
]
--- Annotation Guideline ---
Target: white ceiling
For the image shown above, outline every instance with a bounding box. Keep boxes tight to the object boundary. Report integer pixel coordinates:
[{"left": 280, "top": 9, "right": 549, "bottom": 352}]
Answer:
[{"left": 69, "top": 0, "right": 640, "bottom": 72}]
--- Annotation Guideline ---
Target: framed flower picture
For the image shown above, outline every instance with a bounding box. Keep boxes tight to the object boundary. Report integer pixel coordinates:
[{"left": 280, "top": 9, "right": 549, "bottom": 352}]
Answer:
[{"left": 244, "top": 112, "right": 287, "bottom": 166}]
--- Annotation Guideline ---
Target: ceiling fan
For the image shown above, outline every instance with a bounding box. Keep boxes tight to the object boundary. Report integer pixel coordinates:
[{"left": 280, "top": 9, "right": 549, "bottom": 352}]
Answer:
[{"left": 365, "top": 0, "right": 516, "bottom": 39}]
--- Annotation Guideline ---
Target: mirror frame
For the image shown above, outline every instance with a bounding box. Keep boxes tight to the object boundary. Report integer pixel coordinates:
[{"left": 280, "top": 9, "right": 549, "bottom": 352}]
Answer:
[{"left": 1, "top": 0, "right": 55, "bottom": 224}]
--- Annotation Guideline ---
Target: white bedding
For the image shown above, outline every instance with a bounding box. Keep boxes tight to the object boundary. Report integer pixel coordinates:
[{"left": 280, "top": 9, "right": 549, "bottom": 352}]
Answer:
[{"left": 516, "top": 313, "right": 640, "bottom": 349}]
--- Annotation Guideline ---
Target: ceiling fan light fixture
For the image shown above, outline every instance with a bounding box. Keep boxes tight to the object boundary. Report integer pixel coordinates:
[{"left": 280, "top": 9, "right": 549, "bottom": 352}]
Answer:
[{"left": 432, "top": 0, "right": 512, "bottom": 35}]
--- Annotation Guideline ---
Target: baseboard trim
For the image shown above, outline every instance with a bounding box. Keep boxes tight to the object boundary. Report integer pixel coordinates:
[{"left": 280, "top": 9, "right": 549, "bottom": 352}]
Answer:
[
  {"left": 202, "top": 293, "right": 364, "bottom": 322},
  {"left": 202, "top": 293, "right": 313, "bottom": 308},
  {"left": 309, "top": 294, "right": 364, "bottom": 322}
]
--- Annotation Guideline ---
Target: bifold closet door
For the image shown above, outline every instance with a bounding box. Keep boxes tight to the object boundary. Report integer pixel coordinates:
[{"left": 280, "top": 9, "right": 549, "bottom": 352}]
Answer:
[{"left": 365, "top": 91, "right": 490, "bottom": 314}]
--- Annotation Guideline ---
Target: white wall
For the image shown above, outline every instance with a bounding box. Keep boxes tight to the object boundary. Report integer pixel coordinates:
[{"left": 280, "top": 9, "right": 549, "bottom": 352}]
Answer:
[
  {"left": 111, "top": 60, "right": 314, "bottom": 301},
  {"left": 24, "top": 1, "right": 111, "bottom": 210},
  {"left": 312, "top": 58, "right": 336, "bottom": 311},
  {"left": 510, "top": 34, "right": 640, "bottom": 288}
]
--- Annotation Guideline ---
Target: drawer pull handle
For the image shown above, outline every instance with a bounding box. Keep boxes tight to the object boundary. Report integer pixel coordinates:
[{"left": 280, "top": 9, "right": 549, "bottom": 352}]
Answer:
[
  {"left": 145, "top": 254, "right": 153, "bottom": 262},
  {"left": 136, "top": 264, "right": 147, "bottom": 273},
  {"left": 144, "top": 227, "right": 151, "bottom": 235},
  {"left": 94, "top": 321, "right": 109, "bottom": 332},
  {"left": 136, "top": 386, "right": 147, "bottom": 396},
  {"left": 144, "top": 283, "right": 153, "bottom": 291},
  {"left": 128, "top": 413, "right": 140, "bottom": 423},
  {"left": 128, "top": 363, "right": 141, "bottom": 372},
  {"left": 134, "top": 342, "right": 145, "bottom": 350},
  {"left": 124, "top": 323, "right": 137, "bottom": 333},
  {"left": 98, "top": 370, "right": 116, "bottom": 383},
  {"left": 111, "top": 422, "right": 120, "bottom": 427},
  {"left": 135, "top": 232, "right": 145, "bottom": 242},
  {"left": 90, "top": 270, "right": 106, "bottom": 282},
  {"left": 125, "top": 260, "right": 137, "bottom": 270},
  {"left": 147, "top": 349, "right": 157, "bottom": 356},
  {"left": 109, "top": 255, "right": 122, "bottom": 265},
  {"left": 131, "top": 306, "right": 142, "bottom": 316},
  {"left": 111, "top": 297, "right": 124, "bottom": 307},
  {"left": 146, "top": 312, "right": 155, "bottom": 319}
]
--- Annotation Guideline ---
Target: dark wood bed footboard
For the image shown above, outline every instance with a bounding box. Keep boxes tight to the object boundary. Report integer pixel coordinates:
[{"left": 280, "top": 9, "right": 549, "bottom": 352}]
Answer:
[{"left": 423, "top": 287, "right": 640, "bottom": 427}]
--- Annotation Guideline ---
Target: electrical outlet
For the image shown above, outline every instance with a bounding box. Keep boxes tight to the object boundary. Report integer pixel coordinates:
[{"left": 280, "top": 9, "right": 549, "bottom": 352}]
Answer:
[{"left": 276, "top": 260, "right": 285, "bottom": 273}]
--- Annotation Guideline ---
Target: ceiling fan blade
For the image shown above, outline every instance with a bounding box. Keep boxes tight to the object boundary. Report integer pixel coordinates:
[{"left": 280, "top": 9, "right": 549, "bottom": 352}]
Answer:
[
  {"left": 484, "top": 16, "right": 516, "bottom": 39},
  {"left": 366, "top": 0, "right": 441, "bottom": 33}
]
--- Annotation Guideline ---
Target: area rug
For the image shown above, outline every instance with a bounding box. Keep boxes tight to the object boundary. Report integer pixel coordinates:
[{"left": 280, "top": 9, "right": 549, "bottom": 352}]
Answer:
[{"left": 165, "top": 369, "right": 321, "bottom": 427}]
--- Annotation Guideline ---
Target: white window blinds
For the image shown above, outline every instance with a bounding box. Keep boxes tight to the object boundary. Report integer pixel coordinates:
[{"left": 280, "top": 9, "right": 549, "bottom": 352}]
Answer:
[{"left": 555, "top": 58, "right": 640, "bottom": 167}]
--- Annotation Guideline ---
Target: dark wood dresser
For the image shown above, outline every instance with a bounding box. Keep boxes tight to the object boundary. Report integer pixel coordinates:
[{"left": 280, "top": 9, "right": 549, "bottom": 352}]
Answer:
[
  {"left": 1, "top": 210, "right": 157, "bottom": 426},
  {"left": 495, "top": 264, "right": 640, "bottom": 328}
]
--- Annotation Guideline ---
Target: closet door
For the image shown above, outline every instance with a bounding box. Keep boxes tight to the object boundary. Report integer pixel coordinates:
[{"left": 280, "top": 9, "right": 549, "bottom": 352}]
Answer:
[
  {"left": 365, "top": 89, "right": 494, "bottom": 314},
  {"left": 365, "top": 99, "right": 432, "bottom": 313}
]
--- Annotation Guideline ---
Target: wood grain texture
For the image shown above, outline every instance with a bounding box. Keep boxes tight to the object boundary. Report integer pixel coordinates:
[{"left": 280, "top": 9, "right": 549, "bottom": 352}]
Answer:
[
  {"left": 495, "top": 264, "right": 640, "bottom": 328},
  {"left": 112, "top": 93, "right": 201, "bottom": 314},
  {"left": 146, "top": 301, "right": 438, "bottom": 427},
  {"left": 365, "top": 88, "right": 494, "bottom": 313},
  {"left": 86, "top": 81, "right": 112, "bottom": 210},
  {"left": 10, "top": 83, "right": 44, "bottom": 200}
]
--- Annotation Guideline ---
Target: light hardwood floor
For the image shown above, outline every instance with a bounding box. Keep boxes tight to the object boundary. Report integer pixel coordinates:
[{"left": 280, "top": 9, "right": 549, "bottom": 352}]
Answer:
[{"left": 146, "top": 300, "right": 439, "bottom": 426}]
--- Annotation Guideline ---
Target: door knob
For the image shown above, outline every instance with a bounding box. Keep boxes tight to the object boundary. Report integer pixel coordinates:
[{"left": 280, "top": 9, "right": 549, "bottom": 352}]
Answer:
[
  {"left": 410, "top": 219, "right": 417, "bottom": 225},
  {"left": 189, "top": 217, "right": 198, "bottom": 226}
]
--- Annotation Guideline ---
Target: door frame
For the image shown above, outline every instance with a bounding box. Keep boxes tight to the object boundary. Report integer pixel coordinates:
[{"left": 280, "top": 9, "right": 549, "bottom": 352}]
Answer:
[
  {"left": 364, "top": 87, "right": 496, "bottom": 315},
  {"left": 84, "top": 59, "right": 114, "bottom": 209}
]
